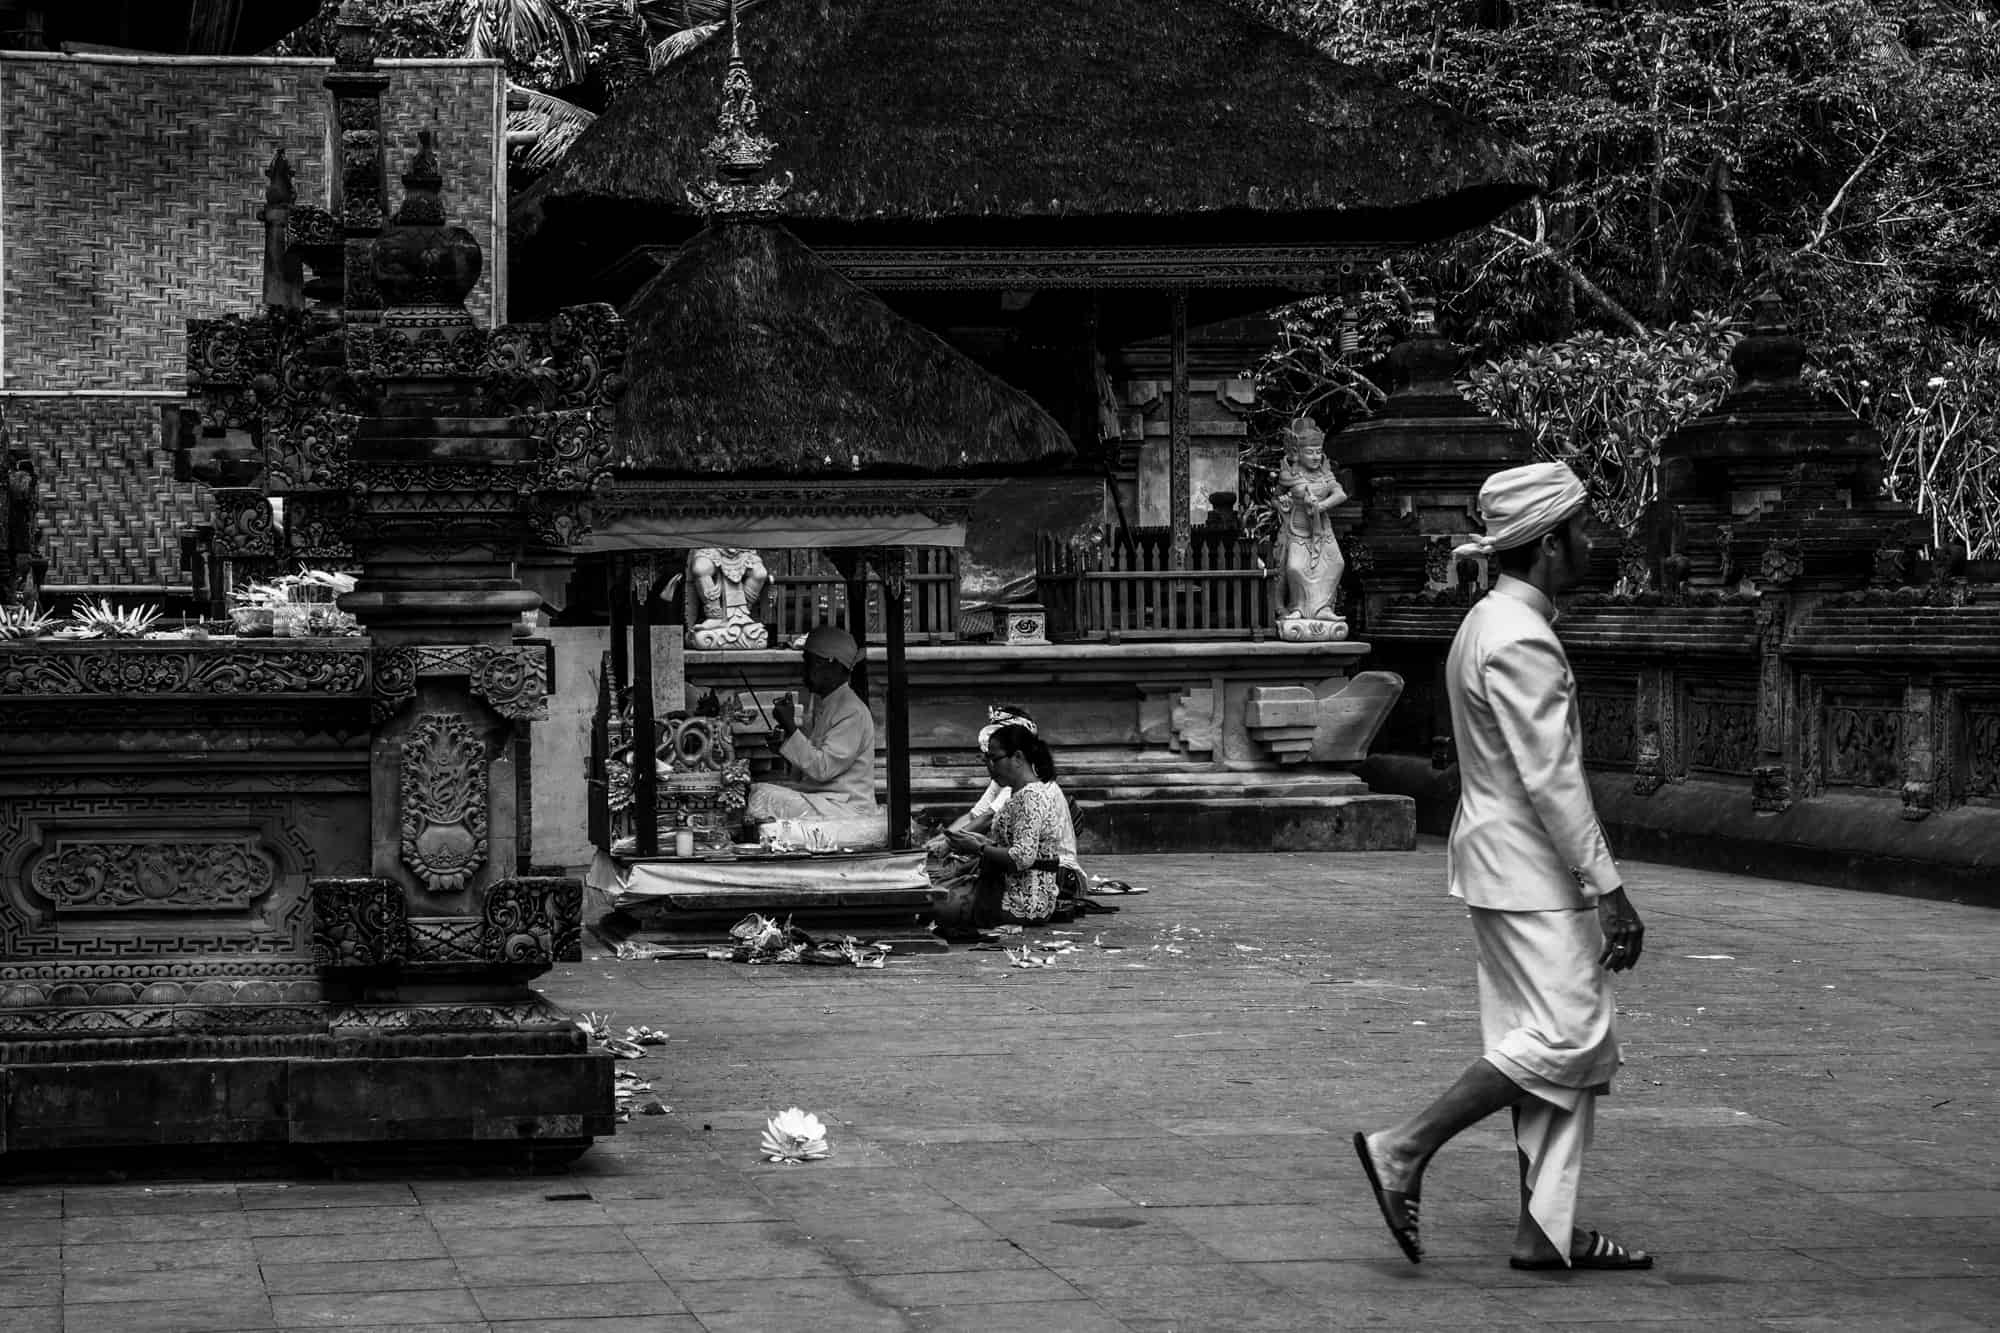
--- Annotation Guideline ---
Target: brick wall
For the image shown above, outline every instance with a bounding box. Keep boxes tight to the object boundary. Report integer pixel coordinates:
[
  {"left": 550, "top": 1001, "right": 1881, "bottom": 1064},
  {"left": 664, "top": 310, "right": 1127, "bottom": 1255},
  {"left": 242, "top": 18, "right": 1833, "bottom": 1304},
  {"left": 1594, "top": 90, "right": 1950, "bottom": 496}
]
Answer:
[{"left": 0, "top": 53, "right": 506, "bottom": 587}]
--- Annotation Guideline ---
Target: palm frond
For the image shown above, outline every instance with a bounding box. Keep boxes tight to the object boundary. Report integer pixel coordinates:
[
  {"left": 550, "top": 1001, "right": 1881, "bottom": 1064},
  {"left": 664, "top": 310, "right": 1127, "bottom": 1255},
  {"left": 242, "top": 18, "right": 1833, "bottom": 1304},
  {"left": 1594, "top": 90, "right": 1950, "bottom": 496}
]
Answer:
[
  {"left": 650, "top": 19, "right": 722, "bottom": 69},
  {"left": 466, "top": 0, "right": 595, "bottom": 86},
  {"left": 508, "top": 82, "right": 598, "bottom": 172}
]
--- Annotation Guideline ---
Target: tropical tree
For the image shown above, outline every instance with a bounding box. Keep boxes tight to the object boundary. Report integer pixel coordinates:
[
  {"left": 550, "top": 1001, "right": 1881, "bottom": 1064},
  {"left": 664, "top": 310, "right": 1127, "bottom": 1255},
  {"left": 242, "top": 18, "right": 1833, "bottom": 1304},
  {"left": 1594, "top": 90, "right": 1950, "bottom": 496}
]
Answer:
[
  {"left": 276, "top": 0, "right": 740, "bottom": 176},
  {"left": 1244, "top": 0, "right": 2000, "bottom": 553}
]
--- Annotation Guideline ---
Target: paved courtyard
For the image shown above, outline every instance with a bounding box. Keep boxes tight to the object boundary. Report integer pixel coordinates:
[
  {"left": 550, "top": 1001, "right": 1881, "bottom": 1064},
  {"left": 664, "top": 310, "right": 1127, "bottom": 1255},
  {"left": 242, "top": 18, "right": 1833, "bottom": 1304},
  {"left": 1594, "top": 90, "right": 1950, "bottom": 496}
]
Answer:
[{"left": 3, "top": 841, "right": 1996, "bottom": 1332}]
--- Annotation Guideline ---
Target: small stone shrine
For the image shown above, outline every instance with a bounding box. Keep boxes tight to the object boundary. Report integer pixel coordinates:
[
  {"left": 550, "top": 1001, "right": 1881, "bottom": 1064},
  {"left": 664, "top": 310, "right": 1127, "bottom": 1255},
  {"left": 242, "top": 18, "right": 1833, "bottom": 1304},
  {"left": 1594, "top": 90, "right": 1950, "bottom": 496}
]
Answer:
[
  {"left": 1352, "top": 294, "right": 2000, "bottom": 900},
  {"left": 0, "top": 5, "right": 625, "bottom": 1164}
]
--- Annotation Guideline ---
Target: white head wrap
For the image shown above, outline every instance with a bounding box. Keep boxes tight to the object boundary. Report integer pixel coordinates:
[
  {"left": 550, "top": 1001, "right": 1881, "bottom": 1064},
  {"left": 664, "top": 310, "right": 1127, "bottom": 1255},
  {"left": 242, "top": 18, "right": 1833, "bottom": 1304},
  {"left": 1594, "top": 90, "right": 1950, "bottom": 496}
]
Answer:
[
  {"left": 1452, "top": 462, "right": 1588, "bottom": 560},
  {"left": 978, "top": 708, "right": 1036, "bottom": 750}
]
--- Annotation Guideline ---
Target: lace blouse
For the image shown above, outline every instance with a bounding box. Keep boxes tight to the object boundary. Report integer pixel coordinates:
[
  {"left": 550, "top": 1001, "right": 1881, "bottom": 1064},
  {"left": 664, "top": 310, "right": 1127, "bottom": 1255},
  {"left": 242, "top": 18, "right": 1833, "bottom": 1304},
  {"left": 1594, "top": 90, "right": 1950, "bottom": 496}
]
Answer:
[{"left": 991, "top": 780, "right": 1067, "bottom": 921}]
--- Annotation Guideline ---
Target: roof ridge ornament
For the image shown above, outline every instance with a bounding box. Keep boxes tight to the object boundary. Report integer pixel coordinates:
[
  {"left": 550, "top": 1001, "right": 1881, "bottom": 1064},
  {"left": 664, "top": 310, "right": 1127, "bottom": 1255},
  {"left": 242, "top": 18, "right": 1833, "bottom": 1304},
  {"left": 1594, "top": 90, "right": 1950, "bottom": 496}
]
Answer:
[{"left": 686, "top": 0, "right": 793, "bottom": 219}]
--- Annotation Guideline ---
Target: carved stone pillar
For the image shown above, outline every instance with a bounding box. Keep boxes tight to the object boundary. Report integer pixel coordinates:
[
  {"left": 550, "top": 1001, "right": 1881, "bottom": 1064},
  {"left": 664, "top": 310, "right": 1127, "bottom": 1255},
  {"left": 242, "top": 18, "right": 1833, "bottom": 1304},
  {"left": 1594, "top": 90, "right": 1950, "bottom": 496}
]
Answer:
[
  {"left": 1750, "top": 596, "right": 1794, "bottom": 813},
  {"left": 1902, "top": 680, "right": 1939, "bottom": 822}
]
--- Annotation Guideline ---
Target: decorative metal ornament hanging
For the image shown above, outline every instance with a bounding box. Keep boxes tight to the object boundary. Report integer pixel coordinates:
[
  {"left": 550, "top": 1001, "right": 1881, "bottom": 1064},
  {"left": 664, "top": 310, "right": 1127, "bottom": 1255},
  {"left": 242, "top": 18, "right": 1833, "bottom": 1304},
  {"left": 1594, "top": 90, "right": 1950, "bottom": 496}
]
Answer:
[{"left": 686, "top": 0, "right": 794, "bottom": 218}]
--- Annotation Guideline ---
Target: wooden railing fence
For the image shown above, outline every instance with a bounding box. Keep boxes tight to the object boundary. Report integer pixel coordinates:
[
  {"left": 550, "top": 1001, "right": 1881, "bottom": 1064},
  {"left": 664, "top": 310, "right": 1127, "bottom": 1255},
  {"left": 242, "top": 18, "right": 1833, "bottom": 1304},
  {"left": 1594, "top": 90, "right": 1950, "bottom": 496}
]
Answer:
[
  {"left": 763, "top": 547, "right": 961, "bottom": 643},
  {"left": 1037, "top": 526, "right": 1271, "bottom": 641}
]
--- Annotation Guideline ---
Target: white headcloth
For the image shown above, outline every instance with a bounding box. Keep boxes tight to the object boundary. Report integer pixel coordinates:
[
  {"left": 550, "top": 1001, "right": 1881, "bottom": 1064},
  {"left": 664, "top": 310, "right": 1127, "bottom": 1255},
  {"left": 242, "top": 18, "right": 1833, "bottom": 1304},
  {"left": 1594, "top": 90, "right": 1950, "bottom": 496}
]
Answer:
[
  {"left": 1452, "top": 462, "right": 1588, "bottom": 560},
  {"left": 978, "top": 708, "right": 1036, "bottom": 750}
]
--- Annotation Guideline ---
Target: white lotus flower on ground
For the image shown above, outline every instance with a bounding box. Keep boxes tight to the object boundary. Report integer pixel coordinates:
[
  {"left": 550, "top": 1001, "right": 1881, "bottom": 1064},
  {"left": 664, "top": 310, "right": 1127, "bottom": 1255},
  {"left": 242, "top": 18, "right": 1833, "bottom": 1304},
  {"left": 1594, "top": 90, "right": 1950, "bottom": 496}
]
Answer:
[{"left": 761, "top": 1108, "right": 831, "bottom": 1163}]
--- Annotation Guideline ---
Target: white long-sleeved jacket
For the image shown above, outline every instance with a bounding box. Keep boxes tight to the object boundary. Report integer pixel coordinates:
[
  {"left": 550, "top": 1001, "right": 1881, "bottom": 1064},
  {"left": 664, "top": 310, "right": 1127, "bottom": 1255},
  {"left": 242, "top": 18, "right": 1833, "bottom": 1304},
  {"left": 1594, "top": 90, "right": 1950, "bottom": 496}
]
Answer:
[{"left": 1446, "top": 575, "right": 1621, "bottom": 910}]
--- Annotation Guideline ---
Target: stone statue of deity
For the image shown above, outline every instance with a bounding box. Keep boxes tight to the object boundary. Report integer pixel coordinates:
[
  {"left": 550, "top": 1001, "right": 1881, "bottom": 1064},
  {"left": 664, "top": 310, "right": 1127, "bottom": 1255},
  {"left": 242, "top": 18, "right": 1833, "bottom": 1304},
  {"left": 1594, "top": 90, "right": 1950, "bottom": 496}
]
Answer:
[
  {"left": 685, "top": 546, "right": 771, "bottom": 650},
  {"left": 1272, "top": 419, "right": 1350, "bottom": 642}
]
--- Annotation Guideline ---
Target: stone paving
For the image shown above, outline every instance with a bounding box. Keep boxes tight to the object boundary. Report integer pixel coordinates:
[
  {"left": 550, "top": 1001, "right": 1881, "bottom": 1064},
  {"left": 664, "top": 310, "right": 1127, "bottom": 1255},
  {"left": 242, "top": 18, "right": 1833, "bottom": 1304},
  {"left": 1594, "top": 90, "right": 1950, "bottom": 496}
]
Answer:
[{"left": 3, "top": 840, "right": 1997, "bottom": 1332}]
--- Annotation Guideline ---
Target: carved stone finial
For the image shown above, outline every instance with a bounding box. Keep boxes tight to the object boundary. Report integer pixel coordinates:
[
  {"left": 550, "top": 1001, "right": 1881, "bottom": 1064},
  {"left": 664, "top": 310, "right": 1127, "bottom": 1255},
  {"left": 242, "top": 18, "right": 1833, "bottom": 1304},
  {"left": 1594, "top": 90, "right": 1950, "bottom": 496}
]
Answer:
[
  {"left": 371, "top": 130, "right": 483, "bottom": 324},
  {"left": 333, "top": 0, "right": 377, "bottom": 70},
  {"left": 395, "top": 130, "right": 446, "bottom": 226},
  {"left": 1728, "top": 290, "right": 1806, "bottom": 395},
  {"left": 686, "top": 0, "right": 794, "bottom": 217}
]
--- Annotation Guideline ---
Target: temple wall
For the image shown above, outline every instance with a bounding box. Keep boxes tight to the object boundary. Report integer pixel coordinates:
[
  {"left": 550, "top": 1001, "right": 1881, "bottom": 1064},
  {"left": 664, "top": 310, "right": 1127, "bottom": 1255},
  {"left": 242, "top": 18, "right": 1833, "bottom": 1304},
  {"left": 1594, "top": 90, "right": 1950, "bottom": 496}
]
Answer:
[{"left": 0, "top": 52, "right": 506, "bottom": 592}]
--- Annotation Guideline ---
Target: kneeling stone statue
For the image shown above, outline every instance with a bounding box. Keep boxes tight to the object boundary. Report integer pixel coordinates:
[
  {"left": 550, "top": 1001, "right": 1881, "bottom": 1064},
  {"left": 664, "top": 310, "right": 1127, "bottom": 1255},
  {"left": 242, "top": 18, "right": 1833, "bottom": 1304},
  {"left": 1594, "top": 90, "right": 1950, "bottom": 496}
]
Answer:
[{"left": 686, "top": 547, "right": 770, "bottom": 650}]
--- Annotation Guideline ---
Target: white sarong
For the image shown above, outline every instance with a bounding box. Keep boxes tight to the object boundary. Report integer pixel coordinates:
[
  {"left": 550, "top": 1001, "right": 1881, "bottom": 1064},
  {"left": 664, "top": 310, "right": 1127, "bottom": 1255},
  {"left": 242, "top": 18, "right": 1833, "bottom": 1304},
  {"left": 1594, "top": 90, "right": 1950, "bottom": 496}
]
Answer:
[{"left": 1470, "top": 905, "right": 1620, "bottom": 1264}]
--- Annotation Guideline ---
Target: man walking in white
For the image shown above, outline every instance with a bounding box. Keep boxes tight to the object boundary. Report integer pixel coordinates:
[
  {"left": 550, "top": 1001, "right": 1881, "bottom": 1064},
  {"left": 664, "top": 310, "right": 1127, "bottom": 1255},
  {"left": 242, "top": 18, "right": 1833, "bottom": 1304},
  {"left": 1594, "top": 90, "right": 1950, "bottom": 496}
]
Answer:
[{"left": 1354, "top": 461, "right": 1651, "bottom": 1271}]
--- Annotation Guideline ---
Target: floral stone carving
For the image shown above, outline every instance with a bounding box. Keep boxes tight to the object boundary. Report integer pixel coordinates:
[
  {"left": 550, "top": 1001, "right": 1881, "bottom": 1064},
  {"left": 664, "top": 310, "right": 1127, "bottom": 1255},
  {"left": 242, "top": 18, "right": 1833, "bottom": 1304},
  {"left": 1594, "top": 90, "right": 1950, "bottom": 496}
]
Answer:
[
  {"left": 479, "top": 877, "right": 581, "bottom": 966},
  {"left": 33, "top": 839, "right": 276, "bottom": 913},
  {"left": 399, "top": 712, "right": 488, "bottom": 894},
  {"left": 311, "top": 877, "right": 409, "bottom": 969}
]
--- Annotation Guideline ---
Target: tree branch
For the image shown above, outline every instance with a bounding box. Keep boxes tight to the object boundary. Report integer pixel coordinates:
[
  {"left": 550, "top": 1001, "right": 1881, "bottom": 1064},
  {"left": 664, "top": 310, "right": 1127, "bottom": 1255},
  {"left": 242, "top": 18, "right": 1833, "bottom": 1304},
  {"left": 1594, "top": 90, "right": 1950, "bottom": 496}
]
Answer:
[
  {"left": 1796, "top": 130, "right": 1892, "bottom": 258},
  {"left": 1489, "top": 222, "right": 1648, "bottom": 336}
]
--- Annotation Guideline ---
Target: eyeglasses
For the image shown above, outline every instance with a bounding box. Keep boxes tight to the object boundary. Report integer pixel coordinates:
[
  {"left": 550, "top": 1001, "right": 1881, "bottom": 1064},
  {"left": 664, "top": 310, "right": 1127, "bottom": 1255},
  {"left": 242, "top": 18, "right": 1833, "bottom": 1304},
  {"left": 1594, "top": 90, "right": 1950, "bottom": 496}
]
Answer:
[{"left": 982, "top": 751, "right": 1005, "bottom": 765}]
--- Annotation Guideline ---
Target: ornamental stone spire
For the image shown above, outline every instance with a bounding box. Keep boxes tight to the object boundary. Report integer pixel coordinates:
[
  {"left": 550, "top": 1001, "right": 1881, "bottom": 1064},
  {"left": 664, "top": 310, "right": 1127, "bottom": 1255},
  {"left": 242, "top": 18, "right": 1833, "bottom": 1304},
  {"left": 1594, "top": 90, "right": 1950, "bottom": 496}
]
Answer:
[{"left": 686, "top": 0, "right": 793, "bottom": 218}]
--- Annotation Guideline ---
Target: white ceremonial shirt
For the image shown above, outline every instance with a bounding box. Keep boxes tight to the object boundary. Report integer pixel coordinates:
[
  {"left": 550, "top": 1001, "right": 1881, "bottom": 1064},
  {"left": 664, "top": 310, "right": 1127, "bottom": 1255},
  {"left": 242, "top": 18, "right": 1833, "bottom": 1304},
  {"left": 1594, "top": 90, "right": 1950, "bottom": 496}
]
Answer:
[
  {"left": 1446, "top": 574, "right": 1621, "bottom": 910},
  {"left": 776, "top": 682, "right": 878, "bottom": 814}
]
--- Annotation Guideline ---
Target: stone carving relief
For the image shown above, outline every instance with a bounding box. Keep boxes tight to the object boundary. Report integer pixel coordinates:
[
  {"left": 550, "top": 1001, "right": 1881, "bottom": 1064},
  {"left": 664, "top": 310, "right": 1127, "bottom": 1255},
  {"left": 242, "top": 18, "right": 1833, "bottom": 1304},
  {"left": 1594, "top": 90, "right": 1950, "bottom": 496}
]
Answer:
[
  {"left": 398, "top": 713, "right": 488, "bottom": 894},
  {"left": 33, "top": 839, "right": 274, "bottom": 913},
  {"left": 1577, "top": 687, "right": 1637, "bottom": 765},
  {"left": 0, "top": 799, "right": 314, "bottom": 961},
  {"left": 1687, "top": 690, "right": 1758, "bottom": 775},
  {"left": 1968, "top": 704, "right": 2000, "bottom": 800},
  {"left": 311, "top": 877, "right": 408, "bottom": 969},
  {"left": 372, "top": 645, "right": 549, "bottom": 723},
  {"left": 479, "top": 877, "right": 581, "bottom": 966},
  {"left": 1821, "top": 693, "right": 1903, "bottom": 790},
  {"left": 0, "top": 645, "right": 370, "bottom": 699}
]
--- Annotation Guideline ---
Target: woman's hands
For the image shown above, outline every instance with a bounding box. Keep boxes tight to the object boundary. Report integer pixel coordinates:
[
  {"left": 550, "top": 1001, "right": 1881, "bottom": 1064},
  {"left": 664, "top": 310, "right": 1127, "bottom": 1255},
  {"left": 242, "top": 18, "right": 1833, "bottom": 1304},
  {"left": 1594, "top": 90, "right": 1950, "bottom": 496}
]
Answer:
[{"left": 943, "top": 828, "right": 986, "bottom": 856}]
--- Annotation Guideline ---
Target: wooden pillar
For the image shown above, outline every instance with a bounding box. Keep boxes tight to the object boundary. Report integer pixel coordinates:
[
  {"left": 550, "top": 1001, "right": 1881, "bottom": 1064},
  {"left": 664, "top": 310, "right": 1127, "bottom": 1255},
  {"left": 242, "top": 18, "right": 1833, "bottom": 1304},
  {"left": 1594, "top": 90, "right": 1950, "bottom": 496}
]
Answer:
[
  {"left": 830, "top": 550, "right": 870, "bottom": 705},
  {"left": 876, "top": 549, "right": 912, "bottom": 850},
  {"left": 630, "top": 559, "right": 659, "bottom": 856},
  {"left": 607, "top": 554, "right": 630, "bottom": 703},
  {"left": 1169, "top": 289, "right": 1192, "bottom": 575}
]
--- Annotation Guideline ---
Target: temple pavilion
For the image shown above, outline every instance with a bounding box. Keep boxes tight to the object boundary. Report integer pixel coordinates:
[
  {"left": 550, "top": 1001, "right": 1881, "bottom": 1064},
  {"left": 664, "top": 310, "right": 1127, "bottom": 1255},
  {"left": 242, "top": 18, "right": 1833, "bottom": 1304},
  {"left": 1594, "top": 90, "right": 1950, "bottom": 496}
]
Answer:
[
  {"left": 512, "top": 0, "right": 1540, "bottom": 586},
  {"left": 523, "top": 0, "right": 1535, "bottom": 874}
]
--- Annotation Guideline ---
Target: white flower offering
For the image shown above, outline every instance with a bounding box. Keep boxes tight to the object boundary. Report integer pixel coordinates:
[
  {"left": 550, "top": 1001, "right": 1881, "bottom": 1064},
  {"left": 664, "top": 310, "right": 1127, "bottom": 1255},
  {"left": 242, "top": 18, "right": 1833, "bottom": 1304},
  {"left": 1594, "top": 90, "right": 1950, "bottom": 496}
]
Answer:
[{"left": 761, "top": 1107, "right": 830, "bottom": 1163}]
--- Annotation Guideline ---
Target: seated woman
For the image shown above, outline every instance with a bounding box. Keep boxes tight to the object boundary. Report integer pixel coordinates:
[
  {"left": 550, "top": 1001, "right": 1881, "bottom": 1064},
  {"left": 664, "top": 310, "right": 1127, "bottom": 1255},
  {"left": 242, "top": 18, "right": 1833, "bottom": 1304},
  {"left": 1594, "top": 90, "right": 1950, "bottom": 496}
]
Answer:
[
  {"left": 941, "top": 723, "right": 1071, "bottom": 929},
  {"left": 945, "top": 703, "right": 1037, "bottom": 837}
]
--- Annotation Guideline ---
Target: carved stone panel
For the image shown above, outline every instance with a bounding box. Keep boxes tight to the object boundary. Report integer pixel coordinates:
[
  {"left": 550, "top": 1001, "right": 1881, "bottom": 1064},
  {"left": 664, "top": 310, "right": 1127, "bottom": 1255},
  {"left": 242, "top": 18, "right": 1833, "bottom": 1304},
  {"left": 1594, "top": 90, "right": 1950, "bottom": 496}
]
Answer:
[
  {"left": 1686, "top": 683, "right": 1758, "bottom": 776},
  {"left": 0, "top": 800, "right": 316, "bottom": 962},
  {"left": 1576, "top": 679, "right": 1637, "bottom": 766},
  {"left": 34, "top": 838, "right": 275, "bottom": 913},
  {"left": 1821, "top": 689, "right": 1904, "bottom": 790},
  {"left": 1964, "top": 699, "right": 2000, "bottom": 800},
  {"left": 311, "top": 877, "right": 407, "bottom": 969},
  {"left": 398, "top": 713, "right": 489, "bottom": 895},
  {"left": 479, "top": 877, "right": 581, "bottom": 967}
]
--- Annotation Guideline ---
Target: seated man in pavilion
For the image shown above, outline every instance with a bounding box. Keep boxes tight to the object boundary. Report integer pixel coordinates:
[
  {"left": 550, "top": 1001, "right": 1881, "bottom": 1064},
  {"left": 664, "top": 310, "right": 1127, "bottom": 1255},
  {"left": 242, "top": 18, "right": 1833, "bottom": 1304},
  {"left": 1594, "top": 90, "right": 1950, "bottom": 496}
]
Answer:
[{"left": 745, "top": 625, "right": 882, "bottom": 841}]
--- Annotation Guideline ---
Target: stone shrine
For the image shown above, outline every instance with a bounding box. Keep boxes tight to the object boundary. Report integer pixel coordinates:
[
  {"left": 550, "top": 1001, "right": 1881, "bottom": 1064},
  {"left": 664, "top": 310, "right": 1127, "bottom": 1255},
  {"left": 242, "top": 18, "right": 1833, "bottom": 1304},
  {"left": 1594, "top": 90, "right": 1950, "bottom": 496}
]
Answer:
[{"left": 0, "top": 6, "right": 625, "bottom": 1164}]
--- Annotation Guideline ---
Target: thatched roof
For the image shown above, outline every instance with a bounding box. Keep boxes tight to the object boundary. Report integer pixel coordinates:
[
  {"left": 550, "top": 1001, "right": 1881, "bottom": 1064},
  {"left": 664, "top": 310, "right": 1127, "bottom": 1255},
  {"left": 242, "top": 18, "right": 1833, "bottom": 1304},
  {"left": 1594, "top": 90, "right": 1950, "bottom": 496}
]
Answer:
[
  {"left": 516, "top": 0, "right": 1539, "bottom": 256},
  {"left": 610, "top": 220, "right": 1075, "bottom": 476}
]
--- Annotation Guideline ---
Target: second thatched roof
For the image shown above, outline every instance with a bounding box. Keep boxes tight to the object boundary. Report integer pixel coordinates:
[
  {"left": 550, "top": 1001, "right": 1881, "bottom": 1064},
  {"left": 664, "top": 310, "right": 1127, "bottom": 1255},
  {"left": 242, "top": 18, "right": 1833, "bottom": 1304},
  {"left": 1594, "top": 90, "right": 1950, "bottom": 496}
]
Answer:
[
  {"left": 517, "top": 0, "right": 1539, "bottom": 258},
  {"left": 610, "top": 220, "right": 1075, "bottom": 476}
]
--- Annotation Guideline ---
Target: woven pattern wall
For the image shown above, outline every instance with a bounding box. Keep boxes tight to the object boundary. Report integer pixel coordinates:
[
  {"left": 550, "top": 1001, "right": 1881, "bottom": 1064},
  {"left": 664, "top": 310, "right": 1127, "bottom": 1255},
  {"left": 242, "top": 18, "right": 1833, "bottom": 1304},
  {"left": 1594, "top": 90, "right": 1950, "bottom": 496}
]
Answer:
[
  {"left": 3, "top": 396, "right": 213, "bottom": 586},
  {"left": 1, "top": 55, "right": 505, "bottom": 393}
]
